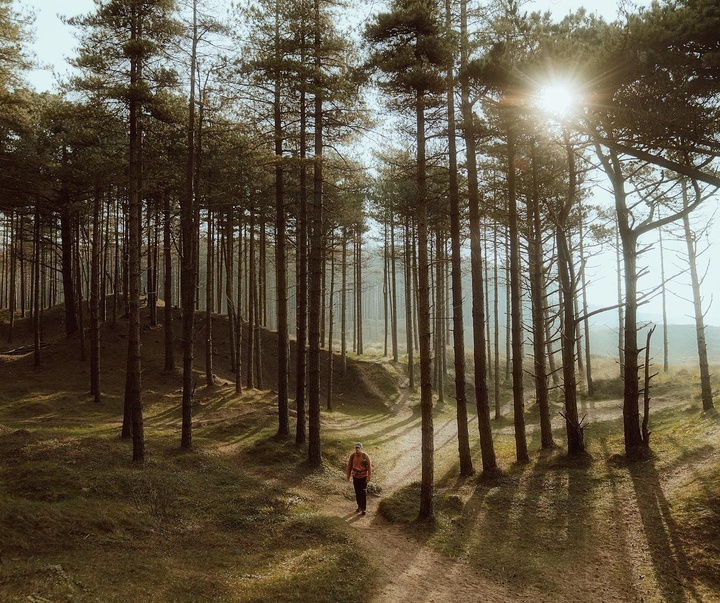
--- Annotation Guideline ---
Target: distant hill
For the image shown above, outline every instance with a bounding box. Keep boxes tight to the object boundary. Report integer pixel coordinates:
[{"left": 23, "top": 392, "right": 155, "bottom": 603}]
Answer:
[{"left": 588, "top": 323, "right": 720, "bottom": 365}]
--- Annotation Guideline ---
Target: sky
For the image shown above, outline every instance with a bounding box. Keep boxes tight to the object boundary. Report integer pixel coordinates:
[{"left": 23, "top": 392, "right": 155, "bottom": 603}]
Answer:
[{"left": 20, "top": 0, "right": 720, "bottom": 327}]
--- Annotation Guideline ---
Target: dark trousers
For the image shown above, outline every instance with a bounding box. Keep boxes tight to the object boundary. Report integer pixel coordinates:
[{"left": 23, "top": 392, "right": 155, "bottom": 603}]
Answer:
[{"left": 353, "top": 476, "right": 367, "bottom": 511}]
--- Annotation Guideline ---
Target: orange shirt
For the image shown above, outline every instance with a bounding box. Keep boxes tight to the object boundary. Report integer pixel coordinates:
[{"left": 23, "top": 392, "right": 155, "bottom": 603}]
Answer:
[{"left": 346, "top": 451, "right": 372, "bottom": 481}]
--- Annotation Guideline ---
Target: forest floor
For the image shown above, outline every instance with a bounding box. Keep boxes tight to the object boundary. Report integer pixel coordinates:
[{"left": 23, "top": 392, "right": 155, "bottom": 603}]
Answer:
[{"left": 1, "top": 305, "right": 719, "bottom": 602}]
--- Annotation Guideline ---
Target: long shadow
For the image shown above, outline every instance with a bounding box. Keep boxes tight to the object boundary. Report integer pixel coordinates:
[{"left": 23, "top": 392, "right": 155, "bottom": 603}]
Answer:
[
  {"left": 629, "top": 458, "right": 703, "bottom": 602},
  {"left": 598, "top": 437, "right": 645, "bottom": 602}
]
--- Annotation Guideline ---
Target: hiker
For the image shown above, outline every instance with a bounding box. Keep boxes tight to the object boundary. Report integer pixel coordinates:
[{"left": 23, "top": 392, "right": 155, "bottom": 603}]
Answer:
[{"left": 346, "top": 442, "right": 372, "bottom": 515}]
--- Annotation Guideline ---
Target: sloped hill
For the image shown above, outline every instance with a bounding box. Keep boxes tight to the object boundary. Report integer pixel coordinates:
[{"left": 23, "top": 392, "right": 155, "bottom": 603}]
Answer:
[{"left": 0, "top": 301, "right": 399, "bottom": 413}]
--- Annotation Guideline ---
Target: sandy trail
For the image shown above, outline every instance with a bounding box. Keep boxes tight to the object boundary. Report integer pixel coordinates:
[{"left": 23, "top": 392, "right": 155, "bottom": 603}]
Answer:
[{"left": 297, "top": 386, "right": 548, "bottom": 603}]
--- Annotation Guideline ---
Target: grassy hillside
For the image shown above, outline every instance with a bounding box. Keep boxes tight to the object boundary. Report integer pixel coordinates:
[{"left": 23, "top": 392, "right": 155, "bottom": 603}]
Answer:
[{"left": 1, "top": 305, "right": 718, "bottom": 602}]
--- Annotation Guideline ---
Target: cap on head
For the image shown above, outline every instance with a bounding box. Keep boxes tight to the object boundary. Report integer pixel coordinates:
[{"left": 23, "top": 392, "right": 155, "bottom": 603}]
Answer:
[{"left": 355, "top": 442, "right": 363, "bottom": 449}]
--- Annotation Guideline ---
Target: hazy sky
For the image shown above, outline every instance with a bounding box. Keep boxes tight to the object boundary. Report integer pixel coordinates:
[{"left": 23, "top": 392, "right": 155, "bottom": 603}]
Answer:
[{"left": 20, "top": 0, "right": 720, "bottom": 327}]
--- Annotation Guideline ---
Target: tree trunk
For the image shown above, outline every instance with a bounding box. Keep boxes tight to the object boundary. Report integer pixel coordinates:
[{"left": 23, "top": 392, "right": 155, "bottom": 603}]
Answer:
[
  {"left": 33, "top": 206, "right": 41, "bottom": 367},
  {"left": 59, "top": 188, "right": 79, "bottom": 335},
  {"left": 404, "top": 220, "right": 414, "bottom": 389},
  {"left": 529, "top": 142, "right": 553, "bottom": 449},
  {"left": 296, "top": 66, "right": 309, "bottom": 444},
  {"left": 356, "top": 229, "right": 363, "bottom": 355},
  {"left": 558, "top": 131, "right": 583, "bottom": 455},
  {"left": 308, "top": 0, "right": 323, "bottom": 466},
  {"left": 7, "top": 211, "right": 16, "bottom": 343},
  {"left": 90, "top": 188, "right": 102, "bottom": 400},
  {"left": 597, "top": 146, "right": 643, "bottom": 456},
  {"left": 578, "top": 200, "right": 593, "bottom": 395},
  {"left": 658, "top": 225, "right": 669, "bottom": 373},
  {"left": 341, "top": 226, "right": 347, "bottom": 378},
  {"left": 506, "top": 126, "right": 529, "bottom": 463},
  {"left": 123, "top": 4, "right": 145, "bottom": 461},
  {"left": 226, "top": 207, "right": 236, "bottom": 372},
  {"left": 75, "top": 218, "right": 86, "bottom": 361},
  {"left": 180, "top": 0, "right": 199, "bottom": 451},
  {"left": 246, "top": 207, "right": 256, "bottom": 389},
  {"left": 434, "top": 231, "right": 445, "bottom": 404},
  {"left": 493, "top": 225, "right": 500, "bottom": 419},
  {"left": 557, "top": 227, "right": 583, "bottom": 454},
  {"left": 205, "top": 209, "right": 215, "bottom": 386},
  {"left": 682, "top": 180, "right": 713, "bottom": 411},
  {"left": 163, "top": 191, "right": 175, "bottom": 372},
  {"left": 327, "top": 229, "right": 335, "bottom": 411},
  {"left": 275, "top": 33, "right": 290, "bottom": 434},
  {"left": 416, "top": 89, "right": 434, "bottom": 521},
  {"left": 615, "top": 221, "right": 625, "bottom": 381},
  {"left": 447, "top": 15, "right": 473, "bottom": 471},
  {"left": 390, "top": 212, "right": 398, "bottom": 362}
]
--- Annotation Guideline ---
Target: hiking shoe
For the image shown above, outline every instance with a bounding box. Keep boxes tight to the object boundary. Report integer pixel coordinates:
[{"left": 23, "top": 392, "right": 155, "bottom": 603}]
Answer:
[
  {"left": 356, "top": 507, "right": 361, "bottom": 513},
  {"left": 361, "top": 510, "right": 366, "bottom": 516}
]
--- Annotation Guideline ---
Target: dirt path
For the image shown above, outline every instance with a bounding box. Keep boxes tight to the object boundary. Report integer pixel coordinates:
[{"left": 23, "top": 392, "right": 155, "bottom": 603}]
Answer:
[{"left": 296, "top": 385, "right": 549, "bottom": 603}]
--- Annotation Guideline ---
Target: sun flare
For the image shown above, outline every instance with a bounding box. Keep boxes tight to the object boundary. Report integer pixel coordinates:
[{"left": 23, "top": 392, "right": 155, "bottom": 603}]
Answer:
[{"left": 533, "top": 80, "right": 580, "bottom": 117}]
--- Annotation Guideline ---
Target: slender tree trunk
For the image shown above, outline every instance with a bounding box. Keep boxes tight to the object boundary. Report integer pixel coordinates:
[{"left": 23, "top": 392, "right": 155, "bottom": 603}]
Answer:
[
  {"left": 404, "top": 220, "right": 414, "bottom": 389},
  {"left": 33, "top": 206, "right": 41, "bottom": 367},
  {"left": 112, "top": 197, "right": 120, "bottom": 327},
  {"left": 506, "top": 125, "right": 529, "bottom": 463},
  {"left": 578, "top": 200, "right": 593, "bottom": 394},
  {"left": 356, "top": 229, "right": 363, "bottom": 355},
  {"left": 390, "top": 212, "right": 398, "bottom": 362},
  {"left": 247, "top": 207, "right": 256, "bottom": 389},
  {"left": 615, "top": 221, "right": 625, "bottom": 380},
  {"left": 101, "top": 194, "right": 110, "bottom": 323},
  {"left": 163, "top": 191, "right": 175, "bottom": 372},
  {"left": 275, "top": 30, "right": 290, "bottom": 434},
  {"left": 448, "top": 31, "right": 474, "bottom": 470},
  {"left": 205, "top": 209, "right": 215, "bottom": 386},
  {"left": 7, "top": 211, "right": 16, "bottom": 343},
  {"left": 226, "top": 207, "right": 236, "bottom": 372},
  {"left": 484, "top": 232, "right": 492, "bottom": 382},
  {"left": 147, "top": 202, "right": 157, "bottom": 326},
  {"left": 529, "top": 142, "right": 553, "bottom": 449},
  {"left": 296, "top": 70, "right": 309, "bottom": 444},
  {"left": 327, "top": 229, "right": 335, "bottom": 411},
  {"left": 123, "top": 4, "right": 145, "bottom": 461},
  {"left": 75, "top": 219, "right": 86, "bottom": 361},
  {"left": 308, "top": 0, "right": 323, "bottom": 466},
  {"left": 434, "top": 231, "right": 445, "bottom": 403},
  {"left": 493, "top": 226, "right": 500, "bottom": 419},
  {"left": 90, "top": 188, "right": 102, "bottom": 400},
  {"left": 558, "top": 131, "right": 583, "bottom": 455},
  {"left": 180, "top": 0, "right": 199, "bottom": 450},
  {"left": 416, "top": 89, "right": 434, "bottom": 521},
  {"left": 682, "top": 180, "right": 713, "bottom": 411},
  {"left": 234, "top": 223, "right": 243, "bottom": 395},
  {"left": 658, "top": 225, "right": 669, "bottom": 373},
  {"left": 557, "top": 227, "right": 583, "bottom": 454},
  {"left": 596, "top": 145, "right": 643, "bottom": 456},
  {"left": 341, "top": 226, "right": 348, "bottom": 378},
  {"left": 383, "top": 219, "right": 389, "bottom": 357}
]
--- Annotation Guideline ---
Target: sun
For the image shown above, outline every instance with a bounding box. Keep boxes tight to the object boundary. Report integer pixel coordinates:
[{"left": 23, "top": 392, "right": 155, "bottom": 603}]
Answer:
[{"left": 533, "top": 80, "right": 581, "bottom": 117}]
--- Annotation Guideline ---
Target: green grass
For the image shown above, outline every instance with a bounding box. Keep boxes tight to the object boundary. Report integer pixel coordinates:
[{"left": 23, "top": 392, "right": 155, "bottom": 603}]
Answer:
[
  {"left": 374, "top": 395, "right": 720, "bottom": 598},
  {"left": 0, "top": 390, "right": 375, "bottom": 603}
]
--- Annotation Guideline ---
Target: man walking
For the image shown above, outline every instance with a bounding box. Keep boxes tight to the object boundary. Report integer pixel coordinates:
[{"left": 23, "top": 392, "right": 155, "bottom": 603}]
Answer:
[{"left": 346, "top": 442, "right": 372, "bottom": 515}]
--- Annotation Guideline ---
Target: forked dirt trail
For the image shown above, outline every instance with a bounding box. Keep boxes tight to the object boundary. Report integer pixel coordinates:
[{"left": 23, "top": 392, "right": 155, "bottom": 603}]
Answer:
[
  {"left": 298, "top": 384, "right": 550, "bottom": 603},
  {"left": 291, "top": 377, "right": 719, "bottom": 603}
]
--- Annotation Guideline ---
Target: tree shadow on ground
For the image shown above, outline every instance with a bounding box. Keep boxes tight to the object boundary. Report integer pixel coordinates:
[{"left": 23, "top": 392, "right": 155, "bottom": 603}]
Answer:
[{"left": 628, "top": 456, "right": 705, "bottom": 602}]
